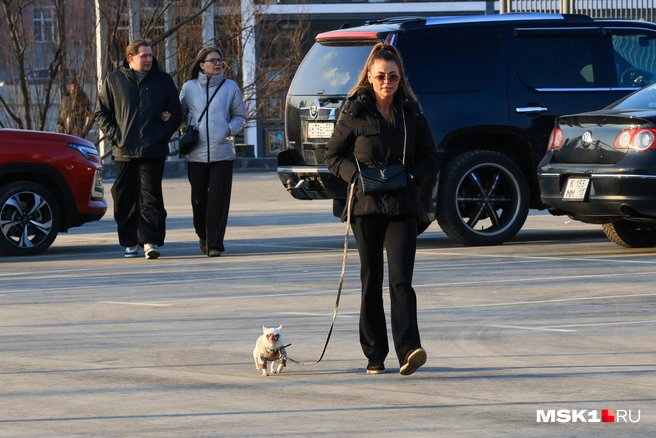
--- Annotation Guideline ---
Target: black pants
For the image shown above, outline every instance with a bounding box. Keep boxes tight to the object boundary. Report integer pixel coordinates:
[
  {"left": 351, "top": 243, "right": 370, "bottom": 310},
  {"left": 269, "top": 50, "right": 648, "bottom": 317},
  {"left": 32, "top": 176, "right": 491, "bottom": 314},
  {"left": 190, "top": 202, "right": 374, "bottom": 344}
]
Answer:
[
  {"left": 187, "top": 160, "right": 233, "bottom": 252},
  {"left": 112, "top": 158, "right": 167, "bottom": 247},
  {"left": 351, "top": 215, "right": 421, "bottom": 365}
]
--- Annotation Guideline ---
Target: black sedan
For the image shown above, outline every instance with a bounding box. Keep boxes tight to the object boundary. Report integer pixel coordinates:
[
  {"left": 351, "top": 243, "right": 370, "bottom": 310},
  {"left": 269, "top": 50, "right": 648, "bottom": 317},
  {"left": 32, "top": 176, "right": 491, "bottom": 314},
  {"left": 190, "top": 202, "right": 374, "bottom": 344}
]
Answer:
[{"left": 538, "top": 84, "right": 656, "bottom": 248}]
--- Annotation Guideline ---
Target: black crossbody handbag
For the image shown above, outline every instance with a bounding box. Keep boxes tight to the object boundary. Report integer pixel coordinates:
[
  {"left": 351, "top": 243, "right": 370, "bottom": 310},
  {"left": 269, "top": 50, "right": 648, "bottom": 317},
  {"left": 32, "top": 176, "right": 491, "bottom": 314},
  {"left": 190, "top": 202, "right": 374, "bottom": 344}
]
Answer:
[
  {"left": 179, "top": 79, "right": 225, "bottom": 156},
  {"left": 356, "top": 111, "right": 408, "bottom": 196}
]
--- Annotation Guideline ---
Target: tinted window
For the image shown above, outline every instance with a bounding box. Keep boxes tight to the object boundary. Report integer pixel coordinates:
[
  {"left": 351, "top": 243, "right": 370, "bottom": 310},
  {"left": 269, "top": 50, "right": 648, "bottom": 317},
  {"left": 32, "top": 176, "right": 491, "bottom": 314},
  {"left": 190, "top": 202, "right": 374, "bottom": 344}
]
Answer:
[
  {"left": 398, "top": 29, "right": 500, "bottom": 93},
  {"left": 611, "top": 33, "right": 656, "bottom": 87},
  {"left": 289, "top": 42, "right": 376, "bottom": 95},
  {"left": 611, "top": 84, "right": 656, "bottom": 109},
  {"left": 518, "top": 36, "right": 597, "bottom": 88}
]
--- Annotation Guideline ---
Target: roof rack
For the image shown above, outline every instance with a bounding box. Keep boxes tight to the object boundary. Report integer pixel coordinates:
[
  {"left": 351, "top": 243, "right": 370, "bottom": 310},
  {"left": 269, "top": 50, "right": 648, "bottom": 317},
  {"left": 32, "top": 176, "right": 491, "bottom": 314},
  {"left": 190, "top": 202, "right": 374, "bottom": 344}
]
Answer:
[
  {"left": 339, "top": 16, "right": 425, "bottom": 29},
  {"left": 561, "top": 13, "right": 594, "bottom": 21}
]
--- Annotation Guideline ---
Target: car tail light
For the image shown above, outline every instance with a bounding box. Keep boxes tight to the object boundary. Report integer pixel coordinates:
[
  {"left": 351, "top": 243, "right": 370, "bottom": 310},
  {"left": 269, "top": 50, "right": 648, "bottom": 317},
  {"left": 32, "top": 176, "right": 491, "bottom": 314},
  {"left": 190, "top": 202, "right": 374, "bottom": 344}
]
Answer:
[
  {"left": 635, "top": 130, "right": 655, "bottom": 151},
  {"left": 615, "top": 130, "right": 632, "bottom": 149},
  {"left": 547, "top": 128, "right": 564, "bottom": 151},
  {"left": 613, "top": 128, "right": 656, "bottom": 152}
]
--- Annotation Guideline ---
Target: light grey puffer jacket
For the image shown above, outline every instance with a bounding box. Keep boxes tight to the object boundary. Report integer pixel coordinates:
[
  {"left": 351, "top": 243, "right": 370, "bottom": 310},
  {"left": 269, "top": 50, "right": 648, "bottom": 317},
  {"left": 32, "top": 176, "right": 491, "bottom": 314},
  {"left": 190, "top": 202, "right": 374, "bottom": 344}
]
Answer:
[{"left": 179, "top": 72, "right": 247, "bottom": 162}]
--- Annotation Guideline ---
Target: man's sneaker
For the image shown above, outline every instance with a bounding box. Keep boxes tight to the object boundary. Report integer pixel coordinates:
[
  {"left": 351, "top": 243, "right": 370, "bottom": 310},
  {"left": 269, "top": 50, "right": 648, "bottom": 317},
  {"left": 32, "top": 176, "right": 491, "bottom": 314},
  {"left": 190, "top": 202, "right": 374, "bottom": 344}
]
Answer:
[
  {"left": 199, "top": 239, "right": 207, "bottom": 255},
  {"left": 366, "top": 360, "right": 385, "bottom": 374},
  {"left": 399, "top": 348, "right": 427, "bottom": 376},
  {"left": 124, "top": 245, "right": 139, "bottom": 258},
  {"left": 208, "top": 249, "right": 222, "bottom": 257},
  {"left": 144, "top": 243, "right": 160, "bottom": 260}
]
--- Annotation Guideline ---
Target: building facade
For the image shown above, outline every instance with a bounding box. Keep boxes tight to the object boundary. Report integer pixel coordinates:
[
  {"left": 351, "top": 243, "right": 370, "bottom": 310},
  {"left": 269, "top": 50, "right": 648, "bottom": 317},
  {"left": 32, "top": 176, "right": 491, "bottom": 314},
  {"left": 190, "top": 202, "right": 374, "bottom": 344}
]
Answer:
[{"left": 2, "top": 0, "right": 654, "bottom": 157}]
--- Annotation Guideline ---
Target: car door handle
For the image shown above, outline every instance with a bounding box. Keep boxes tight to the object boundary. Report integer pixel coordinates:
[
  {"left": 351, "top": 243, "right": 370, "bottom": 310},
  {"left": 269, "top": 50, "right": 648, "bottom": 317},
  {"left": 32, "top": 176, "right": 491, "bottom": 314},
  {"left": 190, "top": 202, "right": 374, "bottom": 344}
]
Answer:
[{"left": 516, "top": 106, "right": 548, "bottom": 114}]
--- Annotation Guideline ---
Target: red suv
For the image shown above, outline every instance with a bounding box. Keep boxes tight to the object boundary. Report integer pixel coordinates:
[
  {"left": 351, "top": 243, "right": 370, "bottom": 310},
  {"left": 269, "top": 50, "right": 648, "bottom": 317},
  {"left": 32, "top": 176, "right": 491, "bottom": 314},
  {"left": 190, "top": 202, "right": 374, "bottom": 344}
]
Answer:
[{"left": 0, "top": 129, "right": 107, "bottom": 255}]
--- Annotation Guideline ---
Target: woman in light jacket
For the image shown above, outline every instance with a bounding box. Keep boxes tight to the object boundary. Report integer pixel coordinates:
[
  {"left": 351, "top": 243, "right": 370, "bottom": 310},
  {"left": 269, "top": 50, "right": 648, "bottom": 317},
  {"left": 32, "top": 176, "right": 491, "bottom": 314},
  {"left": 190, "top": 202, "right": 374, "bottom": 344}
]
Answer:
[{"left": 180, "top": 46, "right": 247, "bottom": 256}]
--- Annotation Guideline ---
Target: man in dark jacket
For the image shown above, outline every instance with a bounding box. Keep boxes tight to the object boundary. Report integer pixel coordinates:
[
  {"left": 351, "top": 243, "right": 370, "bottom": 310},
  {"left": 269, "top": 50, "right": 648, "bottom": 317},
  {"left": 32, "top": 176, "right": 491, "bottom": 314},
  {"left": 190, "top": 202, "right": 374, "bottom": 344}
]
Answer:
[{"left": 95, "top": 39, "right": 182, "bottom": 259}]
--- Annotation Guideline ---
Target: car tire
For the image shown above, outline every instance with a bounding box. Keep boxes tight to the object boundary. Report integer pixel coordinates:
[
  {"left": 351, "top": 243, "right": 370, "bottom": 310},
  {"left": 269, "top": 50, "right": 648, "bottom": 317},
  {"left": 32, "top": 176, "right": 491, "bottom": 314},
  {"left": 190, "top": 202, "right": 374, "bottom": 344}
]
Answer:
[
  {"left": 437, "top": 150, "right": 529, "bottom": 246},
  {"left": 601, "top": 221, "right": 656, "bottom": 248},
  {"left": 0, "top": 181, "right": 61, "bottom": 256}
]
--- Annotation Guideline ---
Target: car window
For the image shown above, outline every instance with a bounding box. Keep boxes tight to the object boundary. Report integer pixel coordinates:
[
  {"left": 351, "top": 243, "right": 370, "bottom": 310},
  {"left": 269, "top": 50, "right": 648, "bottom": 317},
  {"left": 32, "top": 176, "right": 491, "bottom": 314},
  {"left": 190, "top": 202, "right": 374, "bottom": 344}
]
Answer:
[
  {"left": 289, "top": 42, "right": 376, "bottom": 95},
  {"left": 518, "top": 36, "right": 597, "bottom": 88},
  {"left": 397, "top": 28, "right": 500, "bottom": 93},
  {"left": 611, "top": 33, "right": 656, "bottom": 87},
  {"left": 611, "top": 84, "right": 656, "bottom": 109}
]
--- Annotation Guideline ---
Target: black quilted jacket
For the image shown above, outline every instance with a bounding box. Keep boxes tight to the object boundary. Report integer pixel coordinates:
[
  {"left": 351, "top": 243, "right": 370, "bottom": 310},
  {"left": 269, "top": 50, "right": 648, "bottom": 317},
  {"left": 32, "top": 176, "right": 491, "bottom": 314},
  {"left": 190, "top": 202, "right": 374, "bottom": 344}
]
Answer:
[
  {"left": 95, "top": 58, "right": 182, "bottom": 160},
  {"left": 324, "top": 88, "right": 439, "bottom": 217}
]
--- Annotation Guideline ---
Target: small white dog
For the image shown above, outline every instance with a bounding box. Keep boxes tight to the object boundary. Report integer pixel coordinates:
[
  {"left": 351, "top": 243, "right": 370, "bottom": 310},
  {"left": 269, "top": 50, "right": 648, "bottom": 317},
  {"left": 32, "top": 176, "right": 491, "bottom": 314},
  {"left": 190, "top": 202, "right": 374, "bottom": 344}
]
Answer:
[{"left": 253, "top": 325, "right": 287, "bottom": 377}]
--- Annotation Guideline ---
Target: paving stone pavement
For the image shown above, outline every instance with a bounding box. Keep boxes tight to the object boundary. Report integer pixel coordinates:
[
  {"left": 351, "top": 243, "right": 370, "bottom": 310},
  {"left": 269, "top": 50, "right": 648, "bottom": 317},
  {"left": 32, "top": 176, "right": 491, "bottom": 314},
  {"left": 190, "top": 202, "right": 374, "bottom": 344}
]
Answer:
[{"left": 0, "top": 173, "right": 653, "bottom": 437}]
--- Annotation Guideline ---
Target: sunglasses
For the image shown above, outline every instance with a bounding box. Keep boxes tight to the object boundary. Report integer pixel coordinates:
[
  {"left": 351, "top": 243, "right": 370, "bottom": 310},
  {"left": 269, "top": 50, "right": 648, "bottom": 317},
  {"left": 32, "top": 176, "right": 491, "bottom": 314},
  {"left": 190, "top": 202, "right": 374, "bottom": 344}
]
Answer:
[
  {"left": 203, "top": 58, "right": 223, "bottom": 65},
  {"left": 372, "top": 73, "right": 401, "bottom": 83}
]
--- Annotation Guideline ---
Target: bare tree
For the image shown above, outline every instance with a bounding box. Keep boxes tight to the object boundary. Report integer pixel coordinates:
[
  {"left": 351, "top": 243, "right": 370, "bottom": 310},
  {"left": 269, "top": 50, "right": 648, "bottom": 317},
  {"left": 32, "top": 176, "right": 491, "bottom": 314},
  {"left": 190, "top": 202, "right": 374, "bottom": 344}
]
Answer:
[
  {"left": 0, "top": 0, "right": 308, "bottom": 141},
  {"left": 0, "top": 0, "right": 69, "bottom": 131},
  {"left": 202, "top": 0, "right": 308, "bottom": 124},
  {"left": 251, "top": 14, "right": 308, "bottom": 123},
  {"left": 89, "top": 0, "right": 308, "bottom": 137},
  {"left": 98, "top": 0, "right": 217, "bottom": 76}
]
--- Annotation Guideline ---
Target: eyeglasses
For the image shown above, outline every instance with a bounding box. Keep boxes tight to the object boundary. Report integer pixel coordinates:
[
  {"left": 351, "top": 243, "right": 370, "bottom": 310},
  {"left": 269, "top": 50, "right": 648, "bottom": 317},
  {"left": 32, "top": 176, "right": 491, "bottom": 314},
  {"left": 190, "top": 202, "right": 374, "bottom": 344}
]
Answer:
[
  {"left": 372, "top": 73, "right": 401, "bottom": 83},
  {"left": 203, "top": 58, "right": 223, "bottom": 65}
]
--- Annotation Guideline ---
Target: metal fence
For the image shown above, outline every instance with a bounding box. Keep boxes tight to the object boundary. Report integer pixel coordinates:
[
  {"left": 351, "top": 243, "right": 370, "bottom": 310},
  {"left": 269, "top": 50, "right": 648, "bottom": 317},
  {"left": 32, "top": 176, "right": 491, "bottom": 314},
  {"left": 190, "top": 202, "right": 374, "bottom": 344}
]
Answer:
[{"left": 500, "top": 0, "right": 655, "bottom": 22}]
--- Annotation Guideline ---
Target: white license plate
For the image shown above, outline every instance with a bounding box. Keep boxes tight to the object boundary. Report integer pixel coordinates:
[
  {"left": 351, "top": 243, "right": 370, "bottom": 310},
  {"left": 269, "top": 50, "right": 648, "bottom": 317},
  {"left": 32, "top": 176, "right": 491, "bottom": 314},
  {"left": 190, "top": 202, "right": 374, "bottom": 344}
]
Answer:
[
  {"left": 563, "top": 177, "right": 590, "bottom": 200},
  {"left": 307, "top": 122, "right": 334, "bottom": 139}
]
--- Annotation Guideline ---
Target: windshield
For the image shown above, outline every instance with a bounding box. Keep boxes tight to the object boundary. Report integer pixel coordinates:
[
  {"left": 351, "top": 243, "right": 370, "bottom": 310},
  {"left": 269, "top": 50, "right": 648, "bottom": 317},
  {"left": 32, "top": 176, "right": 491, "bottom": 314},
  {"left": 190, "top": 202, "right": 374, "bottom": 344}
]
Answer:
[
  {"left": 611, "top": 84, "right": 656, "bottom": 109},
  {"left": 289, "top": 42, "right": 377, "bottom": 95}
]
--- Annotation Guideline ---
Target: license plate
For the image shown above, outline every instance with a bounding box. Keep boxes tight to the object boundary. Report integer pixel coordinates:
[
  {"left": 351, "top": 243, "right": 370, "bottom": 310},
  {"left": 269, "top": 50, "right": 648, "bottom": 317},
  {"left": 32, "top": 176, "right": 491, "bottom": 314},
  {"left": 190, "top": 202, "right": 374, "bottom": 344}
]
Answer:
[
  {"left": 307, "top": 122, "right": 334, "bottom": 139},
  {"left": 563, "top": 178, "right": 590, "bottom": 200}
]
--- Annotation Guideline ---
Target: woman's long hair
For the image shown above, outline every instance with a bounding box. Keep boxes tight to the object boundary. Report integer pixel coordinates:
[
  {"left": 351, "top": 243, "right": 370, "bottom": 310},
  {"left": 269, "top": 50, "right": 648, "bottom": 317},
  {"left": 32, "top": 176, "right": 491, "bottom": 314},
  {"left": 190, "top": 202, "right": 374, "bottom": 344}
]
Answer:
[
  {"left": 188, "top": 46, "right": 223, "bottom": 81},
  {"left": 347, "top": 43, "right": 418, "bottom": 103}
]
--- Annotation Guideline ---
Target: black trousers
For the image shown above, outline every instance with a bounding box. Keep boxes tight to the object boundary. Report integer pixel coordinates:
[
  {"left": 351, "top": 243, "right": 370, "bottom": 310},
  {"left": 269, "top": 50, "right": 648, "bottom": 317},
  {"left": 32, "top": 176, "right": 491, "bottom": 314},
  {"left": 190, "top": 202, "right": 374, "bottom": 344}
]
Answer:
[
  {"left": 112, "top": 158, "right": 167, "bottom": 247},
  {"left": 351, "top": 215, "right": 421, "bottom": 365},
  {"left": 187, "top": 160, "right": 233, "bottom": 252}
]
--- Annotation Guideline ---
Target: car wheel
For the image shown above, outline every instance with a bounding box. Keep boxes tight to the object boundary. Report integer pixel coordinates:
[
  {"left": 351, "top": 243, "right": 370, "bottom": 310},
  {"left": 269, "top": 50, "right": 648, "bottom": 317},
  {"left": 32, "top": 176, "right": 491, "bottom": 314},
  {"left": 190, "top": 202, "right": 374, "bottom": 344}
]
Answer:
[
  {"left": 437, "top": 150, "right": 529, "bottom": 246},
  {"left": 0, "top": 181, "right": 61, "bottom": 256},
  {"left": 601, "top": 221, "right": 656, "bottom": 248}
]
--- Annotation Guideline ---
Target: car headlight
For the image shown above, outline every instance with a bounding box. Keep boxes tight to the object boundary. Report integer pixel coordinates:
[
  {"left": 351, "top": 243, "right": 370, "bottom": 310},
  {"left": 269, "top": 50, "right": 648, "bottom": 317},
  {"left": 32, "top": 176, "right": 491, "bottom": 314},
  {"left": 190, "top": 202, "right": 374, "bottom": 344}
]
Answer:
[{"left": 68, "top": 143, "right": 99, "bottom": 159}]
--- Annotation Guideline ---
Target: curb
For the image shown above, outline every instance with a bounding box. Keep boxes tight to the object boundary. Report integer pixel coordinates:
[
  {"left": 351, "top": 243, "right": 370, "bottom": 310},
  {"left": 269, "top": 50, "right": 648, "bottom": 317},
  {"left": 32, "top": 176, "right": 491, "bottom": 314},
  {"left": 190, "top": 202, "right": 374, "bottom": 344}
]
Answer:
[{"left": 102, "top": 157, "right": 277, "bottom": 180}]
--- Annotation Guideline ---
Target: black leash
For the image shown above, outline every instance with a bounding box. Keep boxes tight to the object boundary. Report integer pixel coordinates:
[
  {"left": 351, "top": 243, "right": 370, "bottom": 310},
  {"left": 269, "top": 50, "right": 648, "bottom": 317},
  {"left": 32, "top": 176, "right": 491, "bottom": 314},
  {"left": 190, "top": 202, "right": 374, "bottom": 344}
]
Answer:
[{"left": 286, "top": 181, "right": 356, "bottom": 366}]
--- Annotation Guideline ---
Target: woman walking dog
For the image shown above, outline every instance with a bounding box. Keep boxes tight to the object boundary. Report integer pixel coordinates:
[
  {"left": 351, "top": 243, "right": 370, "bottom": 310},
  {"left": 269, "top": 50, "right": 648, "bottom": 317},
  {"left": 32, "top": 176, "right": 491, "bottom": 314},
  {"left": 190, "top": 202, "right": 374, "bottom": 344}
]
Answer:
[{"left": 324, "top": 43, "right": 439, "bottom": 375}]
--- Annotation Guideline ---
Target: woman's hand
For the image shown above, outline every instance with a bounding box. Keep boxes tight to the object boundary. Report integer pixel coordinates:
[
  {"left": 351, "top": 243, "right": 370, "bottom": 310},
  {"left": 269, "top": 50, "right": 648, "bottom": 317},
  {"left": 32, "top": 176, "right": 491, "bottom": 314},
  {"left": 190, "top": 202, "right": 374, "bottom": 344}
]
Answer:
[{"left": 161, "top": 111, "right": 171, "bottom": 122}]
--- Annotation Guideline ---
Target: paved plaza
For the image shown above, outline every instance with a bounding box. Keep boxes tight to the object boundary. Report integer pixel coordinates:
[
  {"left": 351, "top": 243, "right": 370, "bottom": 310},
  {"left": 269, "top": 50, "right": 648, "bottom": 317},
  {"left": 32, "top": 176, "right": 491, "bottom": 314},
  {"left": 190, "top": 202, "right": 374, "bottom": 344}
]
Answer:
[{"left": 0, "top": 173, "right": 654, "bottom": 437}]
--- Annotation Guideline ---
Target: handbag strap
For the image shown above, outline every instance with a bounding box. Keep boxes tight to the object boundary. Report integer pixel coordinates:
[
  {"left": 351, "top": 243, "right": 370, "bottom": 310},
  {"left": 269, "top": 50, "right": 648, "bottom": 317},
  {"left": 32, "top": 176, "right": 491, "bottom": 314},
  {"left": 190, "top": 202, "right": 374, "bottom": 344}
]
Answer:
[
  {"left": 402, "top": 109, "right": 407, "bottom": 164},
  {"left": 195, "top": 78, "right": 225, "bottom": 125},
  {"left": 355, "top": 108, "right": 408, "bottom": 172}
]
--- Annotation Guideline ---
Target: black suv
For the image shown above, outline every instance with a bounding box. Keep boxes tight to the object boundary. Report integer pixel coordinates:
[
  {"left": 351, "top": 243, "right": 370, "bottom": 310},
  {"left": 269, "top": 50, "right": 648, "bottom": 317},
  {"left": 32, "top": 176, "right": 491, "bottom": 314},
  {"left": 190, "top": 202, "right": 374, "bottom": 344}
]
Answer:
[{"left": 277, "top": 13, "right": 656, "bottom": 245}]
